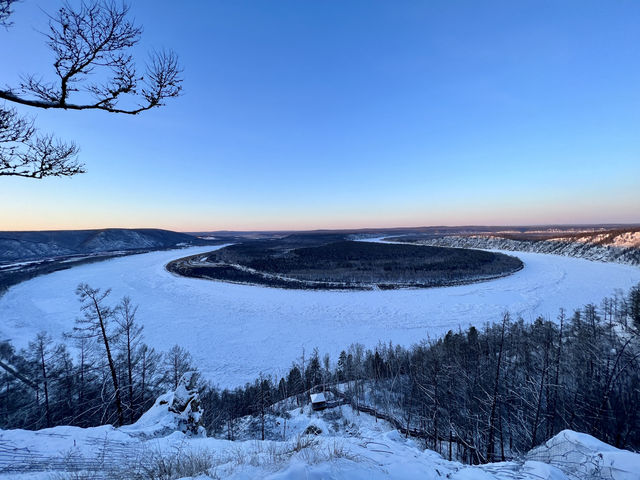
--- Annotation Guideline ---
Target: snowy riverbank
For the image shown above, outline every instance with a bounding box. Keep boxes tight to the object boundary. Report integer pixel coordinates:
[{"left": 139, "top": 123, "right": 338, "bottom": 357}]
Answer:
[{"left": 1, "top": 245, "right": 639, "bottom": 387}]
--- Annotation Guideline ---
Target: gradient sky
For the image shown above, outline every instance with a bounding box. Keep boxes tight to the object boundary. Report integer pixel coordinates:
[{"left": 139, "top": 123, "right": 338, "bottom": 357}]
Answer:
[{"left": 1, "top": 0, "right": 639, "bottom": 232}]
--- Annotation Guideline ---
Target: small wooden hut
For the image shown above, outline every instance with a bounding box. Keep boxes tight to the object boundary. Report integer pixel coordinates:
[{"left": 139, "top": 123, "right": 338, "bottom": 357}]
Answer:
[{"left": 310, "top": 392, "right": 327, "bottom": 411}]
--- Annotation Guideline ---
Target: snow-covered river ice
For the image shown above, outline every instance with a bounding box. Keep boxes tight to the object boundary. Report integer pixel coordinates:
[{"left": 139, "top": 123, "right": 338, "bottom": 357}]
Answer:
[{"left": 1, "top": 245, "right": 639, "bottom": 387}]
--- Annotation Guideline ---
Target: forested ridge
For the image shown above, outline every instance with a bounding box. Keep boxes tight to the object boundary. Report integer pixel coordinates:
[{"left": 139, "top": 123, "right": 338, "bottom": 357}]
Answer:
[
  {"left": 1, "top": 283, "right": 639, "bottom": 464},
  {"left": 392, "top": 233, "right": 640, "bottom": 266}
]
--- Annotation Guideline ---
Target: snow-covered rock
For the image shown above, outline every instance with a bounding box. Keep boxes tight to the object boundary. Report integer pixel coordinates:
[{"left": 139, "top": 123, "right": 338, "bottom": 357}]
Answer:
[
  {"left": 169, "top": 371, "right": 206, "bottom": 437},
  {"left": 527, "top": 430, "right": 639, "bottom": 480},
  {"left": 121, "top": 371, "right": 205, "bottom": 438}
]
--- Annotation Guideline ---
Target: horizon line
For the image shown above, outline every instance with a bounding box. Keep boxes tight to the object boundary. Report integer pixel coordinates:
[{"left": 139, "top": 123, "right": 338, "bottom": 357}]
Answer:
[{"left": 2, "top": 222, "right": 640, "bottom": 234}]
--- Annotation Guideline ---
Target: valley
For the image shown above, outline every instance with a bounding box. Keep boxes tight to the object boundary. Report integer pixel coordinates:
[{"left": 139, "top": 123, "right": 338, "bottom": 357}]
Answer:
[{"left": 1, "top": 240, "right": 638, "bottom": 387}]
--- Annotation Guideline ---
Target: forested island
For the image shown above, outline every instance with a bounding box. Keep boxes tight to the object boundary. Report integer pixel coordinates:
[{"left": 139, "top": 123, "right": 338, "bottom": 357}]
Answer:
[{"left": 167, "top": 238, "right": 523, "bottom": 290}]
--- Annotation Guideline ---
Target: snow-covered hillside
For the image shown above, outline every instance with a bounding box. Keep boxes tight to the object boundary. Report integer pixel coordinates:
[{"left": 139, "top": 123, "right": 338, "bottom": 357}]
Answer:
[
  {"left": 0, "top": 228, "right": 208, "bottom": 264},
  {"left": 1, "top": 246, "right": 639, "bottom": 387},
  {"left": 1, "top": 384, "right": 637, "bottom": 480},
  {"left": 409, "top": 234, "right": 640, "bottom": 265}
]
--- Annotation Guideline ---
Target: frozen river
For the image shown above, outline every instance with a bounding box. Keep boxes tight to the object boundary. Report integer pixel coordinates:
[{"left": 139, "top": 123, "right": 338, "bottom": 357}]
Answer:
[{"left": 1, "top": 245, "right": 639, "bottom": 387}]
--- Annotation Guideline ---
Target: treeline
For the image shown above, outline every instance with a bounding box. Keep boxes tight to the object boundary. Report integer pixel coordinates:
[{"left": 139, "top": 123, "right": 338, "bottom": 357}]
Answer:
[
  {"left": 2, "top": 282, "right": 640, "bottom": 466},
  {"left": 199, "top": 283, "right": 640, "bottom": 462},
  {"left": 0, "top": 284, "right": 196, "bottom": 429}
]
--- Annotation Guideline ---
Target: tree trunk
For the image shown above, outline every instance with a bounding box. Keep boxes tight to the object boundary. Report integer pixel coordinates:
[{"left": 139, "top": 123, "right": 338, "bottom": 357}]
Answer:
[
  {"left": 126, "top": 329, "right": 134, "bottom": 423},
  {"left": 38, "top": 345, "right": 51, "bottom": 428},
  {"left": 549, "top": 311, "right": 564, "bottom": 436},
  {"left": 487, "top": 313, "right": 507, "bottom": 463},
  {"left": 93, "top": 297, "right": 124, "bottom": 426}
]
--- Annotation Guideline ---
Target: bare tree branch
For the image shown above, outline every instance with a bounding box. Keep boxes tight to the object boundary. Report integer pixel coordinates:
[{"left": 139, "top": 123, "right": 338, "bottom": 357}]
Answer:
[
  {"left": 0, "top": 1, "right": 182, "bottom": 115},
  {"left": 0, "top": 1, "right": 182, "bottom": 179},
  {"left": 0, "top": 0, "right": 18, "bottom": 27},
  {"left": 0, "top": 105, "right": 83, "bottom": 178}
]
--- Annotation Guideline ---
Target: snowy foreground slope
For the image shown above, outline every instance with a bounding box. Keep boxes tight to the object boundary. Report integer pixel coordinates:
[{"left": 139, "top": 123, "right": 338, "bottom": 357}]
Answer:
[
  {"left": 1, "top": 246, "right": 640, "bottom": 386},
  {"left": 1, "top": 387, "right": 638, "bottom": 480}
]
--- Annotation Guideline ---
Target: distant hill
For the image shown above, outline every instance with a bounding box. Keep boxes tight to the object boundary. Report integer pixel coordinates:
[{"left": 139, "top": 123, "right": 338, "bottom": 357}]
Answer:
[
  {"left": 193, "top": 224, "right": 640, "bottom": 240},
  {"left": 0, "top": 228, "right": 211, "bottom": 264},
  {"left": 386, "top": 226, "right": 640, "bottom": 266}
]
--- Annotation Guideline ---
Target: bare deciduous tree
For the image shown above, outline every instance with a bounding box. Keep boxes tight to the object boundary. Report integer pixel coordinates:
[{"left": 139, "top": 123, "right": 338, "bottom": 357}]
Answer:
[
  {"left": 164, "top": 344, "right": 194, "bottom": 391},
  {"left": 0, "top": 0, "right": 182, "bottom": 179},
  {"left": 115, "top": 296, "right": 142, "bottom": 423},
  {"left": 27, "top": 332, "right": 55, "bottom": 427},
  {"left": 73, "top": 283, "right": 124, "bottom": 426}
]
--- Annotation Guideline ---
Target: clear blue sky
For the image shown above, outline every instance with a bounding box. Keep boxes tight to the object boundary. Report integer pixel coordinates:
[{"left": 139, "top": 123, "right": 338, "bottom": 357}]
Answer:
[{"left": 1, "top": 0, "right": 639, "bottom": 231}]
